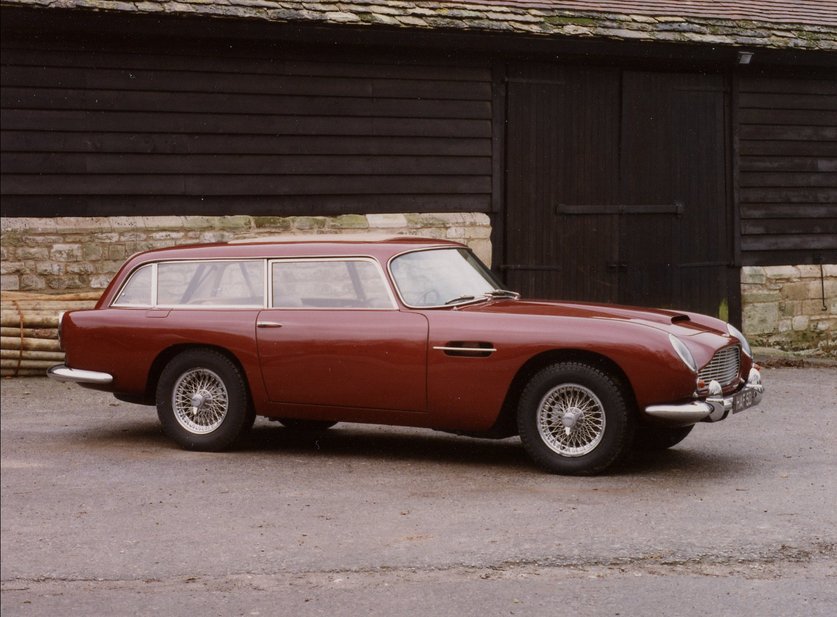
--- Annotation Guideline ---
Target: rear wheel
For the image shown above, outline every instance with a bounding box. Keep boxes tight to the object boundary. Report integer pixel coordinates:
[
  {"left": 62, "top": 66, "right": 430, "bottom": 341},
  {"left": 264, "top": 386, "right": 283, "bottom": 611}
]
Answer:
[
  {"left": 517, "top": 362, "right": 635, "bottom": 475},
  {"left": 634, "top": 425, "right": 694, "bottom": 451},
  {"left": 156, "top": 349, "right": 250, "bottom": 451}
]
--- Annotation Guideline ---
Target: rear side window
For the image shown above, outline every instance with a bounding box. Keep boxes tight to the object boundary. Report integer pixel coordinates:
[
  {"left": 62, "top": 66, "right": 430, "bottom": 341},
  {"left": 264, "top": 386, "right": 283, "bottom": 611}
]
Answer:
[
  {"left": 272, "top": 259, "right": 394, "bottom": 309},
  {"left": 113, "top": 264, "right": 153, "bottom": 307},
  {"left": 157, "top": 261, "right": 264, "bottom": 307},
  {"left": 112, "top": 260, "right": 265, "bottom": 308}
]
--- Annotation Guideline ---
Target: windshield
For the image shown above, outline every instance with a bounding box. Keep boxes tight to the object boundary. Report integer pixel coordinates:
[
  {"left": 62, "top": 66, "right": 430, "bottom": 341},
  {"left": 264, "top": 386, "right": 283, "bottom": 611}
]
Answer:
[{"left": 390, "top": 248, "right": 513, "bottom": 307}]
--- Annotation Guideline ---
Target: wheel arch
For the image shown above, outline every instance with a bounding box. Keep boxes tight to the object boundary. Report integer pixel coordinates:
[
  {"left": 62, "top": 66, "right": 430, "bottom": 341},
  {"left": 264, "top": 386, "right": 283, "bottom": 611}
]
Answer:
[
  {"left": 491, "top": 349, "right": 638, "bottom": 438},
  {"left": 145, "top": 344, "right": 252, "bottom": 406}
]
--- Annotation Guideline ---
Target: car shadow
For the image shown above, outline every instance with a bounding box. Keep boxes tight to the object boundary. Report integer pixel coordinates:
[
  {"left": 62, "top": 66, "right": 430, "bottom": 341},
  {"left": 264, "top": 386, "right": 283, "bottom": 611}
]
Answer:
[
  {"left": 236, "top": 423, "right": 534, "bottom": 471},
  {"left": 79, "top": 417, "right": 750, "bottom": 478}
]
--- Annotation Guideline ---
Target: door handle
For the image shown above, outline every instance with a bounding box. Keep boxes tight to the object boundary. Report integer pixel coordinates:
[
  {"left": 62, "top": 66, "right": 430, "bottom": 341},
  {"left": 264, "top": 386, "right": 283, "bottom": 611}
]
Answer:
[{"left": 256, "top": 321, "right": 283, "bottom": 328}]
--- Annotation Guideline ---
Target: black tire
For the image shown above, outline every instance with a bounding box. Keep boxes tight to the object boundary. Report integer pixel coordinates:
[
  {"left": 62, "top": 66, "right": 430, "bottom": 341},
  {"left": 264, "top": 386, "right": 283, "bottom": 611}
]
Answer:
[
  {"left": 517, "top": 362, "right": 635, "bottom": 475},
  {"left": 156, "top": 349, "right": 250, "bottom": 451},
  {"left": 634, "top": 425, "right": 694, "bottom": 451},
  {"left": 277, "top": 418, "right": 337, "bottom": 431}
]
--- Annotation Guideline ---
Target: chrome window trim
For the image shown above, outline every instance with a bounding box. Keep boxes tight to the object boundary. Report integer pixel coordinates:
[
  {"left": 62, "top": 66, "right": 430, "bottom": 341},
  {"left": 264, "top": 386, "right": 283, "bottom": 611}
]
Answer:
[
  {"left": 267, "top": 256, "right": 398, "bottom": 311},
  {"left": 110, "top": 259, "right": 267, "bottom": 310},
  {"left": 111, "top": 263, "right": 156, "bottom": 308}
]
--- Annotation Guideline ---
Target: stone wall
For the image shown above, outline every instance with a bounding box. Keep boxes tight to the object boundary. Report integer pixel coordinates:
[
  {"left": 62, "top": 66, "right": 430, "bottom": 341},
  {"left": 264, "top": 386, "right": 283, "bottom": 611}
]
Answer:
[
  {"left": 742, "top": 265, "right": 836, "bottom": 355},
  {"left": 2, "top": 215, "right": 834, "bottom": 354},
  {"left": 0, "top": 213, "right": 492, "bottom": 293}
]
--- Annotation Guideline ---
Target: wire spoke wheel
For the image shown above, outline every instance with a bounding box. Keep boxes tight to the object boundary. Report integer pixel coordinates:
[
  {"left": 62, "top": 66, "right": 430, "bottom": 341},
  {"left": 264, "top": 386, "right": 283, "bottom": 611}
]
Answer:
[
  {"left": 157, "top": 349, "right": 249, "bottom": 451},
  {"left": 537, "top": 383, "right": 606, "bottom": 457},
  {"left": 517, "top": 362, "right": 634, "bottom": 475},
  {"left": 172, "top": 368, "right": 229, "bottom": 434}
]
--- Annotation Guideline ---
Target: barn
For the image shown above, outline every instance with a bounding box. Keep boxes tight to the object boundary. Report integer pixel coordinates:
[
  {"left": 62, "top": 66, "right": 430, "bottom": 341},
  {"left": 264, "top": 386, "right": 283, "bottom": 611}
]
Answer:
[{"left": 1, "top": 0, "right": 835, "bottom": 354}]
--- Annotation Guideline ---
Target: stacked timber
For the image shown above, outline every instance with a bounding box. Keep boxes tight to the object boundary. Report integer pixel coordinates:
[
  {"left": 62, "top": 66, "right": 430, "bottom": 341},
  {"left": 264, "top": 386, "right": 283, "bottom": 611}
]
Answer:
[{"left": 1, "top": 291, "right": 100, "bottom": 377}]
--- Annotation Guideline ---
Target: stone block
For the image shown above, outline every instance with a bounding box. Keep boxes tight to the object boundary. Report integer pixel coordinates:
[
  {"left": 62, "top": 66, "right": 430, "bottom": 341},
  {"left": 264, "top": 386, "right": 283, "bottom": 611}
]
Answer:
[
  {"left": 0, "top": 261, "right": 24, "bottom": 275},
  {"left": 742, "top": 302, "right": 780, "bottom": 335},
  {"left": 82, "top": 244, "right": 104, "bottom": 261},
  {"left": 367, "top": 213, "right": 408, "bottom": 229},
  {"left": 0, "top": 275, "right": 20, "bottom": 291},
  {"left": 20, "top": 274, "right": 46, "bottom": 290},
  {"left": 329, "top": 214, "right": 368, "bottom": 230},
  {"left": 90, "top": 275, "right": 112, "bottom": 289},
  {"left": 740, "top": 266, "right": 766, "bottom": 285},
  {"left": 792, "top": 315, "right": 810, "bottom": 331},
  {"left": 780, "top": 281, "right": 817, "bottom": 302},
  {"left": 765, "top": 266, "right": 800, "bottom": 281},
  {"left": 36, "top": 262, "right": 64, "bottom": 276},
  {"left": 291, "top": 217, "right": 328, "bottom": 231},
  {"left": 66, "top": 263, "right": 96, "bottom": 275},
  {"left": 253, "top": 216, "right": 293, "bottom": 231},
  {"left": 17, "top": 247, "right": 49, "bottom": 260}
]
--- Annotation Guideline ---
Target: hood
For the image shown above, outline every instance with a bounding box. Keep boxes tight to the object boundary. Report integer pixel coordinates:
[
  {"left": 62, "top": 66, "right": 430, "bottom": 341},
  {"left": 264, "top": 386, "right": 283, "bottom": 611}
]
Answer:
[{"left": 462, "top": 298, "right": 729, "bottom": 337}]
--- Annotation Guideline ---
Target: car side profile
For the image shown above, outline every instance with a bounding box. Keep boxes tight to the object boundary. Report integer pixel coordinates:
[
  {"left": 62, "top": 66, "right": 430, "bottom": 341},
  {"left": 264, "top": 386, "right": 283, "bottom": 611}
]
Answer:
[{"left": 48, "top": 236, "right": 764, "bottom": 475}]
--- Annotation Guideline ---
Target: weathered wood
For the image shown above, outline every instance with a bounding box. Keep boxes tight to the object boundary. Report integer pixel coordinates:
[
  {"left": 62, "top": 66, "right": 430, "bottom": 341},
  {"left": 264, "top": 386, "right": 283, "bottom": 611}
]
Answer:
[
  {"left": 1, "top": 349, "right": 64, "bottom": 361},
  {"left": 1, "top": 359, "right": 58, "bottom": 369},
  {"left": 0, "top": 313, "right": 60, "bottom": 327},
  {"left": 1, "top": 336, "right": 62, "bottom": 352},
  {"left": 0, "top": 327, "right": 58, "bottom": 339}
]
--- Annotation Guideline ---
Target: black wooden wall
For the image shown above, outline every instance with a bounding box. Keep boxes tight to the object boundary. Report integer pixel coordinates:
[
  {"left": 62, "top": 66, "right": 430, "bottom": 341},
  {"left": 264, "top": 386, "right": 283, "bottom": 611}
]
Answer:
[
  {"left": 1, "top": 33, "right": 492, "bottom": 217},
  {"left": 737, "top": 72, "right": 837, "bottom": 266}
]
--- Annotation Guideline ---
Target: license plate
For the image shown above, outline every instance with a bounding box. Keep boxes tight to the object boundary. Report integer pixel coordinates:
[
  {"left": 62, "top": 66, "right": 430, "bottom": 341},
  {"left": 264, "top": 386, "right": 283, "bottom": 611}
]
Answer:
[{"left": 732, "top": 388, "right": 758, "bottom": 414}]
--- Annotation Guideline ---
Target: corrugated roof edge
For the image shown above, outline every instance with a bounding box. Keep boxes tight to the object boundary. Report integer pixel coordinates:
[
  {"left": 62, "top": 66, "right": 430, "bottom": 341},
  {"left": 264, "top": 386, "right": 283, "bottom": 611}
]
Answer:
[{"left": 3, "top": 0, "right": 835, "bottom": 51}]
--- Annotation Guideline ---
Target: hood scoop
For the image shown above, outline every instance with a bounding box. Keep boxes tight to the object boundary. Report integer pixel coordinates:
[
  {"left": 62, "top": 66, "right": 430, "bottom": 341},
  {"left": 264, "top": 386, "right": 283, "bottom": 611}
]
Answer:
[{"left": 671, "top": 314, "right": 691, "bottom": 324}]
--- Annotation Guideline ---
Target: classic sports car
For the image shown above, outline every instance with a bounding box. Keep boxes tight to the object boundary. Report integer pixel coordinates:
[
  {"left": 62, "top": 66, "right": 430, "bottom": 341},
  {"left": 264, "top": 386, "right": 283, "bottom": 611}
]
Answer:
[{"left": 48, "top": 236, "right": 763, "bottom": 475}]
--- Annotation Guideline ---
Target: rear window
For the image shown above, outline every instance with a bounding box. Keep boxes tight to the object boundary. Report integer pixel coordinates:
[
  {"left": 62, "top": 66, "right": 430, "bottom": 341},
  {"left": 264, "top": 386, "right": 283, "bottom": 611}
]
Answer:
[{"left": 113, "top": 264, "right": 153, "bottom": 307}]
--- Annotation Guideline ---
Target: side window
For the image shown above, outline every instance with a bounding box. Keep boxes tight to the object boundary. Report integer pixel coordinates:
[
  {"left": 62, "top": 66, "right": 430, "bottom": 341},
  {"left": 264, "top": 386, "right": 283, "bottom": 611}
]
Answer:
[
  {"left": 272, "top": 260, "right": 393, "bottom": 309},
  {"left": 113, "top": 264, "right": 153, "bottom": 307},
  {"left": 157, "top": 261, "right": 264, "bottom": 307}
]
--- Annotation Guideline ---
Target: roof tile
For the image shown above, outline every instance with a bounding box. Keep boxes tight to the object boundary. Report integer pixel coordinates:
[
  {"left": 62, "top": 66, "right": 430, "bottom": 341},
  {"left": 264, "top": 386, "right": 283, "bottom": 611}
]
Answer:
[{"left": 2, "top": 0, "right": 835, "bottom": 51}]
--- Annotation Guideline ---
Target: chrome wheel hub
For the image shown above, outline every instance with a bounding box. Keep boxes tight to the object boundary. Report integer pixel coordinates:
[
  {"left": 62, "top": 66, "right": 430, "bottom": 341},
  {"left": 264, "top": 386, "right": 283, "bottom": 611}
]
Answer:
[
  {"left": 537, "top": 383, "right": 606, "bottom": 457},
  {"left": 172, "top": 368, "right": 229, "bottom": 434}
]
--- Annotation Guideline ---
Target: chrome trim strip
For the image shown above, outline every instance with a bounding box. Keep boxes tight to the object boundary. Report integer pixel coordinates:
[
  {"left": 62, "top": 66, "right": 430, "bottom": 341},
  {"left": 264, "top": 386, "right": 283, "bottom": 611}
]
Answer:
[
  {"left": 433, "top": 346, "right": 497, "bottom": 353},
  {"left": 47, "top": 365, "right": 113, "bottom": 385}
]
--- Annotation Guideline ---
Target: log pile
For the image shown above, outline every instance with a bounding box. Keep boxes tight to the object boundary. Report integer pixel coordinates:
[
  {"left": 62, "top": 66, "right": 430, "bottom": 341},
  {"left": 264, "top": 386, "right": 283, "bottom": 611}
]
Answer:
[{"left": 1, "top": 291, "right": 100, "bottom": 377}]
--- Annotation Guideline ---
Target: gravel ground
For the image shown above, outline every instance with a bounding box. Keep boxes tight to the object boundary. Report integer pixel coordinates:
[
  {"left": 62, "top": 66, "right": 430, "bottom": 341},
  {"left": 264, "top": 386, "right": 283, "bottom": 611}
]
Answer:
[{"left": 2, "top": 366, "right": 836, "bottom": 616}]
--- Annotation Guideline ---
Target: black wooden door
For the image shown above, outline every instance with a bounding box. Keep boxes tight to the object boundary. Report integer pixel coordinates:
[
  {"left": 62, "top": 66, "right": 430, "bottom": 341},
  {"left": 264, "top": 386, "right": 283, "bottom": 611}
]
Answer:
[{"left": 503, "top": 64, "right": 736, "bottom": 318}]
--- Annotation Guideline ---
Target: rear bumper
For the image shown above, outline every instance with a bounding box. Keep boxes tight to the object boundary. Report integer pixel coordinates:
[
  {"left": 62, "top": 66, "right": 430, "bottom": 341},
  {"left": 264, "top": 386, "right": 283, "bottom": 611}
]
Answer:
[
  {"left": 47, "top": 364, "right": 113, "bottom": 385},
  {"left": 645, "top": 368, "right": 764, "bottom": 424}
]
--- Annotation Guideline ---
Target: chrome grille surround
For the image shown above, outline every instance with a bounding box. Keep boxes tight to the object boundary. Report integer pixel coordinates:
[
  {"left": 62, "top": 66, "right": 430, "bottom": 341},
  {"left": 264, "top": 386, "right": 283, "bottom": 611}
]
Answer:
[{"left": 699, "top": 345, "right": 741, "bottom": 387}]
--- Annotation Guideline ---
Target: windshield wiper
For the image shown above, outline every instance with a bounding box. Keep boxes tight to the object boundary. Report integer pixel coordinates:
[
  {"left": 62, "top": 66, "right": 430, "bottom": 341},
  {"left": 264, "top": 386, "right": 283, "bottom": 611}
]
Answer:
[
  {"left": 444, "top": 295, "right": 477, "bottom": 305},
  {"left": 485, "top": 289, "right": 520, "bottom": 299}
]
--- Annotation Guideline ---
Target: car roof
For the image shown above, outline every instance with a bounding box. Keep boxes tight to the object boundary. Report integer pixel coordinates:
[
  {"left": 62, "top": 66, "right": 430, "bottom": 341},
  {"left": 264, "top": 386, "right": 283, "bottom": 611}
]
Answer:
[{"left": 125, "top": 234, "right": 465, "bottom": 264}]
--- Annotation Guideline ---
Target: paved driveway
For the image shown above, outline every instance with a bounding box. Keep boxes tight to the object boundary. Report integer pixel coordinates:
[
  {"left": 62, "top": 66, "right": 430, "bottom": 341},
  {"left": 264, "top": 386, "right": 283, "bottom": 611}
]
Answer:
[{"left": 2, "top": 367, "right": 835, "bottom": 616}]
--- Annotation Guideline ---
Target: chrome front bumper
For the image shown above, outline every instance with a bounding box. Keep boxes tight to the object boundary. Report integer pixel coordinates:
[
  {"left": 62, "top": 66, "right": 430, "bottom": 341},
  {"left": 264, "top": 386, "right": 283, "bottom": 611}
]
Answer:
[
  {"left": 47, "top": 364, "right": 113, "bottom": 385},
  {"left": 645, "top": 368, "right": 764, "bottom": 424}
]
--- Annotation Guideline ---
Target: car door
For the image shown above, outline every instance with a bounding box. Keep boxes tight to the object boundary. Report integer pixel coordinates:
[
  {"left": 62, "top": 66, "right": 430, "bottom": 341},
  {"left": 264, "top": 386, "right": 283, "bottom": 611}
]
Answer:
[{"left": 256, "top": 257, "right": 428, "bottom": 412}]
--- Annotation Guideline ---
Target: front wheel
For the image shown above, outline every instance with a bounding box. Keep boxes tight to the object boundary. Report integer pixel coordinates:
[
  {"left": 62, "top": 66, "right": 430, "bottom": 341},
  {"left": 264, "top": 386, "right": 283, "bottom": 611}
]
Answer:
[
  {"left": 156, "top": 349, "right": 250, "bottom": 451},
  {"left": 517, "top": 362, "right": 635, "bottom": 475}
]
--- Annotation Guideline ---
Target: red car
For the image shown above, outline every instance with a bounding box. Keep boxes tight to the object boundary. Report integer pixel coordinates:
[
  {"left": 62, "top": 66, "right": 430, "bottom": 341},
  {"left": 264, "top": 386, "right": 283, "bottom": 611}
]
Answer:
[{"left": 48, "top": 236, "right": 763, "bottom": 475}]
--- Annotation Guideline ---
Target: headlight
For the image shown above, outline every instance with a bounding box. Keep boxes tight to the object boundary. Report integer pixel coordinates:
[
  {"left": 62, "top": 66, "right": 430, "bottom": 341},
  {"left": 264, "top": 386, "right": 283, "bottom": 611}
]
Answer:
[
  {"left": 669, "top": 334, "right": 697, "bottom": 373},
  {"left": 727, "top": 323, "right": 752, "bottom": 358}
]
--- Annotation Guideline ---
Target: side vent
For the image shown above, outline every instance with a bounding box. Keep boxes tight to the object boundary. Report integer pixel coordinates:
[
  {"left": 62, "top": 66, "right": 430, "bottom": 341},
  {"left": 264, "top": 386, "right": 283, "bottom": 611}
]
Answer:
[{"left": 433, "top": 341, "right": 496, "bottom": 358}]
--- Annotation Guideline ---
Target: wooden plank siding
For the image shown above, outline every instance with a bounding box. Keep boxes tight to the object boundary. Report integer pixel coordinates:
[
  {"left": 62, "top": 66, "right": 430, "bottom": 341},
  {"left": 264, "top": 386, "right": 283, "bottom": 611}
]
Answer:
[
  {"left": 737, "top": 74, "right": 837, "bottom": 266},
  {"left": 0, "top": 40, "right": 493, "bottom": 217}
]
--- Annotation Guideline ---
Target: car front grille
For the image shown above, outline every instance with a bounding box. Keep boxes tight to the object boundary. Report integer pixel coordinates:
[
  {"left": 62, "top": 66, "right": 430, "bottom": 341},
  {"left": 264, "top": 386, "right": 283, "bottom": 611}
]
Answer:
[{"left": 699, "top": 345, "right": 741, "bottom": 387}]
